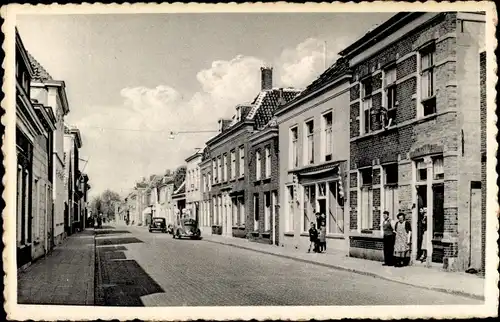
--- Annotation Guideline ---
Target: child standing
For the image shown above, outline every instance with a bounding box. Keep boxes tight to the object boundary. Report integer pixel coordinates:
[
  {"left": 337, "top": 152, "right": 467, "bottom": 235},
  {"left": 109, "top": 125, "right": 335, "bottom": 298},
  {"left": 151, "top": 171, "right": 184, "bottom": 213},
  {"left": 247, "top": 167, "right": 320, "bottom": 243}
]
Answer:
[{"left": 308, "top": 222, "right": 319, "bottom": 253}]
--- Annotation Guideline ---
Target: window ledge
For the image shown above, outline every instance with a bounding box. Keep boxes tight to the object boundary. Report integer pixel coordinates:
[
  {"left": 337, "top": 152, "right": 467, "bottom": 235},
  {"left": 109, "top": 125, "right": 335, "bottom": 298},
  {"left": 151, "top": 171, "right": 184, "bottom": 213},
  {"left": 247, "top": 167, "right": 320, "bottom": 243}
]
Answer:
[
  {"left": 284, "top": 231, "right": 294, "bottom": 237},
  {"left": 350, "top": 110, "right": 456, "bottom": 142},
  {"left": 421, "top": 95, "right": 436, "bottom": 105}
]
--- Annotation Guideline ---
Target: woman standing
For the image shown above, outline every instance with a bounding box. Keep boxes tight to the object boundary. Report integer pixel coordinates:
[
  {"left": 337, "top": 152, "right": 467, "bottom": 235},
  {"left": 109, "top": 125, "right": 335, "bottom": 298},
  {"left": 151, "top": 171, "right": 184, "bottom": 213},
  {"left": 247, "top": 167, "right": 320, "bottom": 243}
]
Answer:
[
  {"left": 419, "top": 209, "right": 428, "bottom": 262},
  {"left": 394, "top": 212, "right": 411, "bottom": 267},
  {"left": 319, "top": 223, "right": 327, "bottom": 252}
]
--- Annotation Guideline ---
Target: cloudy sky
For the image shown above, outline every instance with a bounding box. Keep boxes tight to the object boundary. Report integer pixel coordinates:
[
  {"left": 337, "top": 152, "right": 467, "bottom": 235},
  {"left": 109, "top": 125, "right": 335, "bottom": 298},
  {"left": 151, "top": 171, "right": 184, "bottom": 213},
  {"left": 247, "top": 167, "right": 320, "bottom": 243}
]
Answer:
[{"left": 17, "top": 12, "right": 394, "bottom": 197}]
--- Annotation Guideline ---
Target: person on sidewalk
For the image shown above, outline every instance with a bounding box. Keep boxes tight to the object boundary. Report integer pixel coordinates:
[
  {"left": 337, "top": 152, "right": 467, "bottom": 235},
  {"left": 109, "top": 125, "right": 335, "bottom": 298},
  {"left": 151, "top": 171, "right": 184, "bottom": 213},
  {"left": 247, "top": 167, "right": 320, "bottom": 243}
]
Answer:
[
  {"left": 394, "top": 212, "right": 411, "bottom": 267},
  {"left": 318, "top": 223, "right": 327, "bottom": 253},
  {"left": 419, "top": 208, "right": 428, "bottom": 262},
  {"left": 308, "top": 222, "right": 319, "bottom": 253},
  {"left": 381, "top": 211, "right": 395, "bottom": 266}
]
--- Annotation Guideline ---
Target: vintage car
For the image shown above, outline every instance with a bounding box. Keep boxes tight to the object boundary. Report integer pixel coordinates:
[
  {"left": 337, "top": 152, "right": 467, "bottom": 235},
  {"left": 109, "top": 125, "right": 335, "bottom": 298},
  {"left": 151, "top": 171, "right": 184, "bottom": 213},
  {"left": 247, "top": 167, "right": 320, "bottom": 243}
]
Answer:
[
  {"left": 173, "top": 218, "right": 201, "bottom": 239},
  {"left": 149, "top": 217, "right": 167, "bottom": 233}
]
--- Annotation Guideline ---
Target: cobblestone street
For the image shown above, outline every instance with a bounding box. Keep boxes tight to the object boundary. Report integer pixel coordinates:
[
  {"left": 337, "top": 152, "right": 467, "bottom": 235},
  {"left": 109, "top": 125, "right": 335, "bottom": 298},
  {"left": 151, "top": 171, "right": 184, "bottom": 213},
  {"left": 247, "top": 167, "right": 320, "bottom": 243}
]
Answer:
[{"left": 94, "top": 225, "right": 480, "bottom": 306}]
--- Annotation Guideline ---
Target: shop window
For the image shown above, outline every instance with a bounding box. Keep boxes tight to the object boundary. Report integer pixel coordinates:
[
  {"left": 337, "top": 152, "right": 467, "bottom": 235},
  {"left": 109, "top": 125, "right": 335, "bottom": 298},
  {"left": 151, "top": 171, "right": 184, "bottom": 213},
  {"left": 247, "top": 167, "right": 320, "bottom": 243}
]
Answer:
[
  {"left": 305, "top": 120, "right": 314, "bottom": 165},
  {"left": 303, "top": 185, "right": 316, "bottom": 232},
  {"left": 322, "top": 112, "right": 333, "bottom": 161},
  {"left": 328, "top": 181, "right": 344, "bottom": 234}
]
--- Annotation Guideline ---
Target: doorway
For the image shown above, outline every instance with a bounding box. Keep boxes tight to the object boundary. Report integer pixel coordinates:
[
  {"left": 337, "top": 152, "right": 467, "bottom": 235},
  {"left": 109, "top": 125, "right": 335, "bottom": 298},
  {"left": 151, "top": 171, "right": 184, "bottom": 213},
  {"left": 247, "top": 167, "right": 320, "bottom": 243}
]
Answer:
[{"left": 416, "top": 185, "right": 427, "bottom": 260}]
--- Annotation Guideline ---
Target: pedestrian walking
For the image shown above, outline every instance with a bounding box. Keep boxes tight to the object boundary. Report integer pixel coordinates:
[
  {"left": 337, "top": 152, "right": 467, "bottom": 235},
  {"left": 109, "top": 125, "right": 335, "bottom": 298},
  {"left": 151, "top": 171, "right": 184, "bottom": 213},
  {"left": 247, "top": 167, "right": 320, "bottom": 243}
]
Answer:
[
  {"left": 318, "top": 223, "right": 327, "bottom": 253},
  {"left": 308, "top": 222, "right": 319, "bottom": 253},
  {"left": 381, "top": 211, "right": 395, "bottom": 266},
  {"left": 393, "top": 212, "right": 411, "bottom": 267}
]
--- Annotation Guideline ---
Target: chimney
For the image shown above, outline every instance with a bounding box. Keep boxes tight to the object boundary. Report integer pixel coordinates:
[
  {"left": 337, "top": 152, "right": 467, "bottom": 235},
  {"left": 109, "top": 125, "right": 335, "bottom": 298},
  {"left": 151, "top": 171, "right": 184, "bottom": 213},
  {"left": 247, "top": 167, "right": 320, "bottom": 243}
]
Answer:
[
  {"left": 261, "top": 66, "right": 273, "bottom": 91},
  {"left": 278, "top": 88, "right": 286, "bottom": 106}
]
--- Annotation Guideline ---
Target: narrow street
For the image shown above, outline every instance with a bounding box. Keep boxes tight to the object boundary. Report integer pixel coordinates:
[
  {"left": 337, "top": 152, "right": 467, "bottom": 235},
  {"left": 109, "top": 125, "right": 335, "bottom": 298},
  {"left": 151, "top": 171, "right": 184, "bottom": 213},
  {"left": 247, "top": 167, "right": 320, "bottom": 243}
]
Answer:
[{"left": 95, "top": 225, "right": 480, "bottom": 306}]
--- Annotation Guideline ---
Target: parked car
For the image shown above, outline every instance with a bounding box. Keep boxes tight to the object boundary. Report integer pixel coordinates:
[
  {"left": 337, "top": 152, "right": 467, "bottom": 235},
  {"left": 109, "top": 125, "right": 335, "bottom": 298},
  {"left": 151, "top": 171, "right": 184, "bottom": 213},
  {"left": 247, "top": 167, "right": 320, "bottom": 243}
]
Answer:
[
  {"left": 149, "top": 217, "right": 167, "bottom": 233},
  {"left": 173, "top": 217, "right": 201, "bottom": 240}
]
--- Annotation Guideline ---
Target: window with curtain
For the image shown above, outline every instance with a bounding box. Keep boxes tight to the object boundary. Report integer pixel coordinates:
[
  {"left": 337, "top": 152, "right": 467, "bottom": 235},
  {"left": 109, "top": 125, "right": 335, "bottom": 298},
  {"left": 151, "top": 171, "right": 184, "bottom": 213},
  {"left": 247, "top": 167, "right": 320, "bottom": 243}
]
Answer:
[
  {"left": 305, "top": 120, "right": 314, "bottom": 164},
  {"left": 323, "top": 112, "right": 333, "bottom": 161},
  {"left": 265, "top": 147, "right": 271, "bottom": 178}
]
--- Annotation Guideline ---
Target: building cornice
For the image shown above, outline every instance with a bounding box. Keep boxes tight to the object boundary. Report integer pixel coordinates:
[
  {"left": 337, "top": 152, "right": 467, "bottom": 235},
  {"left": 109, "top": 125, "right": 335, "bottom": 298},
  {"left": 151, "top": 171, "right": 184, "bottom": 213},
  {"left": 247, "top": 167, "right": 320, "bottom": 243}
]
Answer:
[
  {"left": 249, "top": 127, "right": 278, "bottom": 146},
  {"left": 206, "top": 120, "right": 253, "bottom": 147},
  {"left": 185, "top": 152, "right": 202, "bottom": 163},
  {"left": 275, "top": 74, "right": 351, "bottom": 118}
]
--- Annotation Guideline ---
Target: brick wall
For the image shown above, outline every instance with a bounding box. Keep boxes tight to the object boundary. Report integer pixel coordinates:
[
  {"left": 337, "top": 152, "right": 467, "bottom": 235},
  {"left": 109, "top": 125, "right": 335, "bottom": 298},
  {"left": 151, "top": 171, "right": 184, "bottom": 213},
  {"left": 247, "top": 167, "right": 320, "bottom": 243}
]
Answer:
[
  {"left": 248, "top": 134, "right": 280, "bottom": 245},
  {"left": 348, "top": 13, "right": 464, "bottom": 266}
]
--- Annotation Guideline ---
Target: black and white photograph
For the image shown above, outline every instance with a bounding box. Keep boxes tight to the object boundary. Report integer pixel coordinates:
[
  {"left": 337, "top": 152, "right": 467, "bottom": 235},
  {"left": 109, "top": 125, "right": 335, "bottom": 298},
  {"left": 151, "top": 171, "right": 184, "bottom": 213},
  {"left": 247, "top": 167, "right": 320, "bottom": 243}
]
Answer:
[{"left": 2, "top": 2, "right": 498, "bottom": 321}]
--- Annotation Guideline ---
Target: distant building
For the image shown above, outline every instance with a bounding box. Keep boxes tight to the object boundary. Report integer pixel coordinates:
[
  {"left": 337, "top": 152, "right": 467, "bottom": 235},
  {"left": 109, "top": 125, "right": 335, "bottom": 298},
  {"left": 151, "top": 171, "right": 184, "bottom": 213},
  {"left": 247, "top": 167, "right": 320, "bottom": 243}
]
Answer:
[
  {"left": 157, "top": 176, "right": 175, "bottom": 225},
  {"left": 185, "top": 151, "right": 203, "bottom": 225}
]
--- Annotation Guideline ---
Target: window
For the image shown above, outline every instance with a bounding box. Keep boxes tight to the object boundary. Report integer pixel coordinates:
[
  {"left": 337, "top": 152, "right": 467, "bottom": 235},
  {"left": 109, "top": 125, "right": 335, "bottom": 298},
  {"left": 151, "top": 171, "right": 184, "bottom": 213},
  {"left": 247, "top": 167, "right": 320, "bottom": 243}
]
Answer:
[
  {"left": 417, "top": 160, "right": 427, "bottom": 182},
  {"left": 361, "top": 77, "right": 373, "bottom": 134},
  {"left": 384, "top": 66, "right": 397, "bottom": 126},
  {"left": 254, "top": 194, "right": 260, "bottom": 230},
  {"left": 255, "top": 150, "right": 261, "bottom": 180},
  {"left": 305, "top": 120, "right": 314, "bottom": 164},
  {"left": 217, "top": 156, "right": 222, "bottom": 183},
  {"left": 34, "top": 179, "right": 40, "bottom": 239},
  {"left": 265, "top": 147, "right": 271, "bottom": 178},
  {"left": 271, "top": 191, "right": 278, "bottom": 232},
  {"left": 286, "top": 185, "right": 295, "bottom": 232},
  {"left": 433, "top": 156, "right": 444, "bottom": 180},
  {"left": 218, "top": 195, "right": 222, "bottom": 225},
  {"left": 359, "top": 168, "right": 373, "bottom": 231},
  {"left": 231, "top": 150, "right": 236, "bottom": 179},
  {"left": 202, "top": 175, "right": 206, "bottom": 193},
  {"left": 264, "top": 192, "right": 271, "bottom": 231},
  {"left": 232, "top": 197, "right": 238, "bottom": 227},
  {"left": 239, "top": 146, "right": 245, "bottom": 177},
  {"left": 290, "top": 127, "right": 299, "bottom": 168},
  {"left": 303, "top": 185, "right": 316, "bottom": 232},
  {"left": 223, "top": 154, "right": 228, "bottom": 182},
  {"left": 238, "top": 196, "right": 245, "bottom": 226},
  {"left": 207, "top": 173, "right": 212, "bottom": 191},
  {"left": 328, "top": 181, "right": 344, "bottom": 234},
  {"left": 323, "top": 112, "right": 333, "bottom": 161},
  {"left": 212, "top": 159, "right": 217, "bottom": 183},
  {"left": 420, "top": 45, "right": 436, "bottom": 116},
  {"left": 212, "top": 197, "right": 216, "bottom": 225},
  {"left": 384, "top": 164, "right": 399, "bottom": 220}
]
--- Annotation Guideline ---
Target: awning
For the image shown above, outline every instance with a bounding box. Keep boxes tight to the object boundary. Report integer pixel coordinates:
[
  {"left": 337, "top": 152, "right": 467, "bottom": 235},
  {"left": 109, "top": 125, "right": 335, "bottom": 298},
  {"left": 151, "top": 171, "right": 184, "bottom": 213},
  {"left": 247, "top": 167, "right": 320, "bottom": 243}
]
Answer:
[{"left": 299, "top": 166, "right": 338, "bottom": 177}]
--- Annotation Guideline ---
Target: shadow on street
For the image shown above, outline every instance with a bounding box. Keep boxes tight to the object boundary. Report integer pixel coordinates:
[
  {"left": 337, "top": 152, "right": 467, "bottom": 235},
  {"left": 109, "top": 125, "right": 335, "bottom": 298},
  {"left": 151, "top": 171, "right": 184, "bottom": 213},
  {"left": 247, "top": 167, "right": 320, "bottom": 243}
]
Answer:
[
  {"left": 96, "top": 237, "right": 143, "bottom": 246},
  {"left": 95, "top": 239, "right": 164, "bottom": 306},
  {"left": 95, "top": 230, "right": 131, "bottom": 236}
]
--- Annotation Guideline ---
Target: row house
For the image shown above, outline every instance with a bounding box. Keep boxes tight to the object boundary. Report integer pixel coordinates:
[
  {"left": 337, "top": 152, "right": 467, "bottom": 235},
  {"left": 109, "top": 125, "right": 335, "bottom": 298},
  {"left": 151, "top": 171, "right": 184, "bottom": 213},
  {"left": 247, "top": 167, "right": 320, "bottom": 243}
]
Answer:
[
  {"left": 275, "top": 59, "right": 351, "bottom": 253},
  {"left": 172, "top": 180, "right": 186, "bottom": 219},
  {"left": 64, "top": 125, "right": 83, "bottom": 235},
  {"left": 205, "top": 67, "right": 300, "bottom": 238},
  {"left": 15, "top": 28, "right": 59, "bottom": 268},
  {"left": 343, "top": 12, "right": 485, "bottom": 272},
  {"left": 247, "top": 117, "right": 280, "bottom": 245},
  {"left": 185, "top": 151, "right": 202, "bottom": 224},
  {"left": 199, "top": 146, "right": 213, "bottom": 235},
  {"left": 29, "top": 43, "right": 71, "bottom": 245}
]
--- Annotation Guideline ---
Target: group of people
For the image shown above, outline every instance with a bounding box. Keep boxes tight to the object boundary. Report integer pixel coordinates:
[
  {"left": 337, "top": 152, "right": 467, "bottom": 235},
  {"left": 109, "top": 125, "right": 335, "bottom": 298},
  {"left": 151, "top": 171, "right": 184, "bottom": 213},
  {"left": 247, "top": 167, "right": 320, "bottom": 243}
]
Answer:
[
  {"left": 382, "top": 210, "right": 421, "bottom": 267},
  {"left": 307, "top": 212, "right": 327, "bottom": 253}
]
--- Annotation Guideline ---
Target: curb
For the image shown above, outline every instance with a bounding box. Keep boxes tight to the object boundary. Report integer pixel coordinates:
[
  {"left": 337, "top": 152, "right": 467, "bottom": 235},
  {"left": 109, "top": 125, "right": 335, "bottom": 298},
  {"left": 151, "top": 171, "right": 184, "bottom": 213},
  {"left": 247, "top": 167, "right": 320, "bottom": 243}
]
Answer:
[{"left": 204, "top": 238, "right": 484, "bottom": 301}]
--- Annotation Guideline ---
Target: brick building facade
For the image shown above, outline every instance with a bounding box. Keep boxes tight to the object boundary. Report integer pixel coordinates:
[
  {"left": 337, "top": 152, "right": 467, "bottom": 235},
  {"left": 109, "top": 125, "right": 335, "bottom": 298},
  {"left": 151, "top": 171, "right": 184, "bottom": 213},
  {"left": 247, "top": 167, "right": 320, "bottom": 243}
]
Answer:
[
  {"left": 276, "top": 59, "right": 351, "bottom": 252},
  {"left": 205, "top": 67, "right": 300, "bottom": 238},
  {"left": 344, "top": 12, "right": 485, "bottom": 271},
  {"left": 248, "top": 118, "right": 280, "bottom": 245}
]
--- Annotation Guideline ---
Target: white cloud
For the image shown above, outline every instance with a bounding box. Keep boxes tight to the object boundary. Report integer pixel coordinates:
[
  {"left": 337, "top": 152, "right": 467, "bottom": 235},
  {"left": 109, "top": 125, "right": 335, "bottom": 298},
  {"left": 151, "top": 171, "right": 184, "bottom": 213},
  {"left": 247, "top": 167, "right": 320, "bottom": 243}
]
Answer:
[{"left": 79, "top": 38, "right": 343, "bottom": 196}]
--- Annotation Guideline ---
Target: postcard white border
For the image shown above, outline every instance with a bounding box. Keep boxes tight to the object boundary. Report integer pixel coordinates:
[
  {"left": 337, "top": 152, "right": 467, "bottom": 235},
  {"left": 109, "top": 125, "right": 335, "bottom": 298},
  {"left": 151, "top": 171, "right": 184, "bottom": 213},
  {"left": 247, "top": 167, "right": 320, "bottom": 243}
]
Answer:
[{"left": 2, "top": 1, "right": 498, "bottom": 321}]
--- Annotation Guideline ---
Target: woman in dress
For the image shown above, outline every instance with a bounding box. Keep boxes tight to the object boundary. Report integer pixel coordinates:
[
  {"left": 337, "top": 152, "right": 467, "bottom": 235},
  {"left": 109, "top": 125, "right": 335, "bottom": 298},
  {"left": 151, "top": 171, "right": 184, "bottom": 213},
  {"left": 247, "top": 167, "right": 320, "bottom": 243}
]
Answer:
[
  {"left": 419, "top": 208, "right": 428, "bottom": 262},
  {"left": 394, "top": 212, "right": 411, "bottom": 267}
]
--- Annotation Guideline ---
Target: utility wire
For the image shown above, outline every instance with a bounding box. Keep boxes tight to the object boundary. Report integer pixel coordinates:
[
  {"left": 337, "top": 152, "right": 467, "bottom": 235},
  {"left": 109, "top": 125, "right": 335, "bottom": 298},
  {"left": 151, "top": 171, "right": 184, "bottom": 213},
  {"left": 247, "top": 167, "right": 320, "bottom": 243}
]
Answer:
[{"left": 75, "top": 125, "right": 218, "bottom": 134}]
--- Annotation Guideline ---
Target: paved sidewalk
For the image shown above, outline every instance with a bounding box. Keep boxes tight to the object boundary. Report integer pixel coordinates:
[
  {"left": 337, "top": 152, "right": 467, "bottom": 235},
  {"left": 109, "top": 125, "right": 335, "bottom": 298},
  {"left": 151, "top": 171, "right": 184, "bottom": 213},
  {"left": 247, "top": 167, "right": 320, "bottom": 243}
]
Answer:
[
  {"left": 17, "top": 229, "right": 95, "bottom": 305},
  {"left": 203, "top": 234, "right": 485, "bottom": 300}
]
